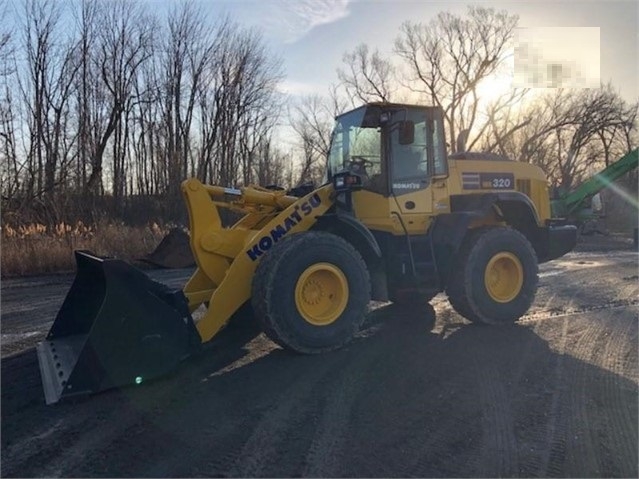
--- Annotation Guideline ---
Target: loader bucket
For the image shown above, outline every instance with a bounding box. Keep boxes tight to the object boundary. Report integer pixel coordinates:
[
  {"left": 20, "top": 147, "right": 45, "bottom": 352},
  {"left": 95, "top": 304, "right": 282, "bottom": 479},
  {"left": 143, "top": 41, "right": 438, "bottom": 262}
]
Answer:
[
  {"left": 36, "top": 250, "right": 201, "bottom": 405},
  {"left": 142, "top": 227, "right": 195, "bottom": 269}
]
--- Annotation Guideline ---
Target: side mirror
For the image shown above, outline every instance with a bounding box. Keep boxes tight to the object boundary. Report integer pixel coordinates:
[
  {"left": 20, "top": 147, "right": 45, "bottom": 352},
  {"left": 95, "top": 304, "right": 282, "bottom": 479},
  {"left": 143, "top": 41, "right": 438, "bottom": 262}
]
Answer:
[{"left": 398, "top": 120, "right": 415, "bottom": 145}]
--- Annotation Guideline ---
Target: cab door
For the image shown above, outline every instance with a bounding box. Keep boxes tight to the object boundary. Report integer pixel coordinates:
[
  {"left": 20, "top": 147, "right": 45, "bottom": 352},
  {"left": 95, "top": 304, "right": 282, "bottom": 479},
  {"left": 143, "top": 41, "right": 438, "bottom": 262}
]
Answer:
[{"left": 388, "top": 108, "right": 434, "bottom": 232}]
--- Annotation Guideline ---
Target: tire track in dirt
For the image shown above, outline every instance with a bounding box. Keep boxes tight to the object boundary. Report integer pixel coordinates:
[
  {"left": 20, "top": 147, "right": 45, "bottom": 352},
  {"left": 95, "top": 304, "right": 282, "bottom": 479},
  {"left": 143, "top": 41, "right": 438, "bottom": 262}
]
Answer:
[
  {"left": 505, "top": 324, "right": 561, "bottom": 477},
  {"left": 562, "top": 317, "right": 609, "bottom": 476},
  {"left": 538, "top": 315, "right": 569, "bottom": 478},
  {"left": 2, "top": 386, "right": 146, "bottom": 477},
  {"left": 520, "top": 298, "right": 639, "bottom": 324},
  {"left": 339, "top": 316, "right": 478, "bottom": 477},
  {"left": 394, "top": 399, "right": 482, "bottom": 478},
  {"left": 301, "top": 344, "right": 386, "bottom": 477},
  {"left": 225, "top": 387, "right": 315, "bottom": 477},
  {"left": 226, "top": 352, "right": 351, "bottom": 477},
  {"left": 370, "top": 315, "right": 449, "bottom": 477},
  {"left": 598, "top": 311, "right": 638, "bottom": 477},
  {"left": 475, "top": 352, "right": 519, "bottom": 476},
  {"left": 314, "top": 307, "right": 481, "bottom": 478},
  {"left": 516, "top": 302, "right": 638, "bottom": 479},
  {"left": 504, "top": 319, "right": 558, "bottom": 477},
  {"left": 368, "top": 315, "right": 484, "bottom": 478},
  {"left": 39, "top": 406, "right": 145, "bottom": 477}
]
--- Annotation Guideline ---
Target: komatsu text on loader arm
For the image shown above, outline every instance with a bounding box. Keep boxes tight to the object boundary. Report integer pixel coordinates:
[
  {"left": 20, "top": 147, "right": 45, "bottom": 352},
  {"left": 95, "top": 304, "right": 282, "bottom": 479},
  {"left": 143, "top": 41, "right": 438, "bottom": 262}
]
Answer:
[{"left": 37, "top": 103, "right": 577, "bottom": 404}]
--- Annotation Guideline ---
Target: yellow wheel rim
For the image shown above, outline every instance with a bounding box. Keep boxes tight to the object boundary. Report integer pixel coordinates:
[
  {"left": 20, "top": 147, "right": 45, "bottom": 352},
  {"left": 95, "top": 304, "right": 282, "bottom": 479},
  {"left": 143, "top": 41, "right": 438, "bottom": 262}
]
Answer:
[
  {"left": 295, "top": 263, "right": 349, "bottom": 326},
  {"left": 484, "top": 252, "right": 524, "bottom": 303}
]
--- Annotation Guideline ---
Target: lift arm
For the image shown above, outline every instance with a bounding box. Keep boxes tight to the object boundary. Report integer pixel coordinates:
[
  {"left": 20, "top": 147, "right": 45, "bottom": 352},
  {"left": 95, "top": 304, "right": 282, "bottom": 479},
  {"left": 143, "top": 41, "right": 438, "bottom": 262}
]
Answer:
[{"left": 181, "top": 179, "right": 335, "bottom": 342}]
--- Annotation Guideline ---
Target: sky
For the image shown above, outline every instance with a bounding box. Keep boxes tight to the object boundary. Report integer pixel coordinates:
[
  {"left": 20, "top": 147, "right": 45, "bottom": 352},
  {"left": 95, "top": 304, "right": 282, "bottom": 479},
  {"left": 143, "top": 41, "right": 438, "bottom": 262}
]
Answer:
[{"left": 192, "top": 0, "right": 637, "bottom": 102}]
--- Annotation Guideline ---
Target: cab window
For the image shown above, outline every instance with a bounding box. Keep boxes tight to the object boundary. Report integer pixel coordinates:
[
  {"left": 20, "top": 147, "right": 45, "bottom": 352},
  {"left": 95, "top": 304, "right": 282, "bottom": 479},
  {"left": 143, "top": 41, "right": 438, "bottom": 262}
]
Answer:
[{"left": 391, "top": 111, "right": 428, "bottom": 195}]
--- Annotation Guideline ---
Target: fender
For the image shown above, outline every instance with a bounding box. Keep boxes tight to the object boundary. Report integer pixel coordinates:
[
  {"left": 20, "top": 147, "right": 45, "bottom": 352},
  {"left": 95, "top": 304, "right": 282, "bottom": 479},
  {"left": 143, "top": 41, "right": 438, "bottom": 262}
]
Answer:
[
  {"left": 313, "top": 213, "right": 387, "bottom": 300},
  {"left": 431, "top": 192, "right": 542, "bottom": 287},
  {"left": 314, "top": 213, "right": 382, "bottom": 260},
  {"left": 450, "top": 192, "right": 541, "bottom": 227}
]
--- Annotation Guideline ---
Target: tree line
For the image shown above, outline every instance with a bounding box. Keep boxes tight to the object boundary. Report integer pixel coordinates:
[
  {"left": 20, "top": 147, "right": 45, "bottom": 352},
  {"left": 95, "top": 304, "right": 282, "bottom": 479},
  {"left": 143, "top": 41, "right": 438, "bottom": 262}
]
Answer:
[
  {"left": 295, "top": 6, "right": 637, "bottom": 193},
  {"left": 1, "top": 0, "right": 289, "bottom": 225},
  {"left": 1, "top": 2, "right": 636, "bottom": 227}
]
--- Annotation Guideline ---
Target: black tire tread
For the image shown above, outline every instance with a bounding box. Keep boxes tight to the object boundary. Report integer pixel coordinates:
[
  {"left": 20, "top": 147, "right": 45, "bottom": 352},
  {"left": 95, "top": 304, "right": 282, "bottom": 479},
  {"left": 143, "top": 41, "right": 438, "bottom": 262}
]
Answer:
[
  {"left": 252, "top": 231, "right": 370, "bottom": 354},
  {"left": 446, "top": 228, "right": 486, "bottom": 321},
  {"left": 252, "top": 233, "right": 304, "bottom": 351},
  {"left": 446, "top": 226, "right": 538, "bottom": 324}
]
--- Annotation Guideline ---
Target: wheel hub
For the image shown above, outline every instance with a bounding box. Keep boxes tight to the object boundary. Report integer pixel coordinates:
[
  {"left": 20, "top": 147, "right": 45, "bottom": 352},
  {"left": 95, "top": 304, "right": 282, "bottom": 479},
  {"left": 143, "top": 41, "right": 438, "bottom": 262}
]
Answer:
[
  {"left": 295, "top": 263, "right": 349, "bottom": 326},
  {"left": 302, "top": 280, "right": 323, "bottom": 305},
  {"left": 484, "top": 252, "right": 524, "bottom": 303}
]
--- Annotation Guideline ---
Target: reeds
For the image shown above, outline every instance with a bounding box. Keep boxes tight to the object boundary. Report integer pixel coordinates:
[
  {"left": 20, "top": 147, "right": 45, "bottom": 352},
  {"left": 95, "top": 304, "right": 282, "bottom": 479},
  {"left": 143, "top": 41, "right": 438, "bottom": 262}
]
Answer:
[{"left": 1, "top": 221, "right": 167, "bottom": 278}]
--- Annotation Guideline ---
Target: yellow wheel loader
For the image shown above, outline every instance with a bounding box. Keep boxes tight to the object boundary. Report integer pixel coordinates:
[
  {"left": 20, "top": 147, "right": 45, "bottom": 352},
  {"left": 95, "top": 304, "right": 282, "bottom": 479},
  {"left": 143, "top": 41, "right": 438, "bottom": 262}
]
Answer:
[{"left": 37, "top": 103, "right": 577, "bottom": 404}]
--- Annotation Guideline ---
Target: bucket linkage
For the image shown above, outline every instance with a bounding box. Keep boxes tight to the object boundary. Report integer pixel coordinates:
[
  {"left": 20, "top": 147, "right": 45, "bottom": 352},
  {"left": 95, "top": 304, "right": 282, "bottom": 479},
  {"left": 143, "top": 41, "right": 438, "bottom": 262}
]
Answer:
[{"left": 36, "top": 250, "right": 201, "bottom": 404}]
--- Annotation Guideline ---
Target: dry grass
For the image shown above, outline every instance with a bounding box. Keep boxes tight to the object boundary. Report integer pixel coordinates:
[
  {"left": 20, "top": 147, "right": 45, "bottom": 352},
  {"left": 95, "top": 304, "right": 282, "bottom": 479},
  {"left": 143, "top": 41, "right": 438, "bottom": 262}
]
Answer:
[{"left": 1, "top": 221, "right": 168, "bottom": 278}]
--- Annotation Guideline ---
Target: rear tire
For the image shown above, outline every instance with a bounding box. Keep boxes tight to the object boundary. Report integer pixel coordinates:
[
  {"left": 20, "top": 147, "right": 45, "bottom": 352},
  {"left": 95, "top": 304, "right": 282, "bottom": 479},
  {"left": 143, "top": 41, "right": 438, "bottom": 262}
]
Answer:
[
  {"left": 252, "top": 231, "right": 371, "bottom": 353},
  {"left": 446, "top": 226, "right": 538, "bottom": 324}
]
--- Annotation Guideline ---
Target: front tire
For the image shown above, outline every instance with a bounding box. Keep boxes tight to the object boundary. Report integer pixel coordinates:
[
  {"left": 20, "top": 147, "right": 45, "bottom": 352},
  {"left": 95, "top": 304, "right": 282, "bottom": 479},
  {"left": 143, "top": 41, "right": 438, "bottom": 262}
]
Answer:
[
  {"left": 252, "top": 231, "right": 371, "bottom": 353},
  {"left": 446, "top": 226, "right": 538, "bottom": 324}
]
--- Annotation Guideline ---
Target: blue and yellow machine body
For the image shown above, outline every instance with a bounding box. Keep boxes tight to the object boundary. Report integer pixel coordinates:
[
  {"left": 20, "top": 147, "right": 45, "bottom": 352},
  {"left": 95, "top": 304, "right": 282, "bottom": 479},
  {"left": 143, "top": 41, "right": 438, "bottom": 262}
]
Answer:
[{"left": 37, "top": 103, "right": 577, "bottom": 404}]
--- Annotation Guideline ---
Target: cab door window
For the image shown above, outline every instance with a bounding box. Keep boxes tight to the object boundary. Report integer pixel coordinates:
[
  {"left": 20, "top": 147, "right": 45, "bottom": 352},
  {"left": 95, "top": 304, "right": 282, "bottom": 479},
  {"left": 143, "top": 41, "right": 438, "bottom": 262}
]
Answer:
[{"left": 391, "top": 111, "right": 428, "bottom": 195}]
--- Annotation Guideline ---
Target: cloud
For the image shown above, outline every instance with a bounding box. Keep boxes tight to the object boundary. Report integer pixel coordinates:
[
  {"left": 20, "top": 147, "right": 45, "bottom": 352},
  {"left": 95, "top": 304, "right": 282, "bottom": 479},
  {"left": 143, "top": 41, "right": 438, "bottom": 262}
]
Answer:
[{"left": 262, "top": 0, "right": 352, "bottom": 44}]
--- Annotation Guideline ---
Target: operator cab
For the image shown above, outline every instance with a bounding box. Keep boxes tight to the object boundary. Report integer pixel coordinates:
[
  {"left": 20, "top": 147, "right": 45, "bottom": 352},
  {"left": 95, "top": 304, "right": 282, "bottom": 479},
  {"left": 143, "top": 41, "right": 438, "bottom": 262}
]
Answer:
[{"left": 327, "top": 103, "right": 448, "bottom": 196}]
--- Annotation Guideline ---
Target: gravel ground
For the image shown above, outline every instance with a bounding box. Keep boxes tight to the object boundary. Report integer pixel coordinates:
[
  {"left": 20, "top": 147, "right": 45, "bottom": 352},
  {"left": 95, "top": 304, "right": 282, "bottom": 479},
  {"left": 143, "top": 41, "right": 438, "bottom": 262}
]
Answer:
[{"left": 1, "top": 235, "right": 637, "bottom": 477}]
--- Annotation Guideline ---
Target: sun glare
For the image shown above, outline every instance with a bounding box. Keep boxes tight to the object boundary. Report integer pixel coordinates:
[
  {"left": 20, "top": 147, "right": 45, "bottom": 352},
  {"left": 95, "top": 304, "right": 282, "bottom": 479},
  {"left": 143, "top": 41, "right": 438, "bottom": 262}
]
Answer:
[
  {"left": 476, "top": 73, "right": 515, "bottom": 105},
  {"left": 599, "top": 178, "right": 639, "bottom": 211}
]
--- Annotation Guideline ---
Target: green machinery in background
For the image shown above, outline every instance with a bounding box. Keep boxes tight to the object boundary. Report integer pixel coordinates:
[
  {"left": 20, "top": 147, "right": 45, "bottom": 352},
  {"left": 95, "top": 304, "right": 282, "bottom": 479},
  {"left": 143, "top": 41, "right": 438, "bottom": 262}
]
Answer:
[{"left": 550, "top": 148, "right": 638, "bottom": 228}]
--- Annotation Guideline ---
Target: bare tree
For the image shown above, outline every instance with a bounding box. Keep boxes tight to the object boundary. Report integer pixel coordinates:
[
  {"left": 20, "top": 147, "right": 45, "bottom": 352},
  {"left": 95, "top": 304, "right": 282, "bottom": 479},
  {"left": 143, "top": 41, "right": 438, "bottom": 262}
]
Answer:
[
  {"left": 459, "top": 82, "right": 529, "bottom": 154},
  {"left": 2, "top": 0, "right": 288, "bottom": 227},
  {"left": 553, "top": 87, "right": 637, "bottom": 189},
  {"left": 85, "top": 0, "right": 154, "bottom": 196},
  {"left": 0, "top": 0, "right": 17, "bottom": 202},
  {"left": 290, "top": 87, "right": 347, "bottom": 185},
  {"left": 70, "top": 0, "right": 102, "bottom": 194},
  {"left": 197, "top": 21, "right": 283, "bottom": 186},
  {"left": 159, "top": 2, "right": 218, "bottom": 201},
  {"left": 130, "top": 54, "right": 163, "bottom": 196},
  {"left": 496, "top": 86, "right": 638, "bottom": 189},
  {"left": 18, "top": 0, "right": 80, "bottom": 223},
  {"left": 394, "top": 6, "right": 518, "bottom": 152},
  {"left": 337, "top": 43, "right": 395, "bottom": 104},
  {"left": 0, "top": 0, "right": 12, "bottom": 68},
  {"left": 593, "top": 88, "right": 638, "bottom": 166},
  {"left": 251, "top": 139, "right": 293, "bottom": 187}
]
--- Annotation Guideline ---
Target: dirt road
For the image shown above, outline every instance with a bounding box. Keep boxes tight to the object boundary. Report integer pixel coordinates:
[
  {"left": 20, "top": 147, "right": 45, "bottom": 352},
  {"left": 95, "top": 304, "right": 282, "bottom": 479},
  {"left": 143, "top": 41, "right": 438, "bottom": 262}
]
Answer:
[{"left": 1, "top": 244, "right": 637, "bottom": 477}]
